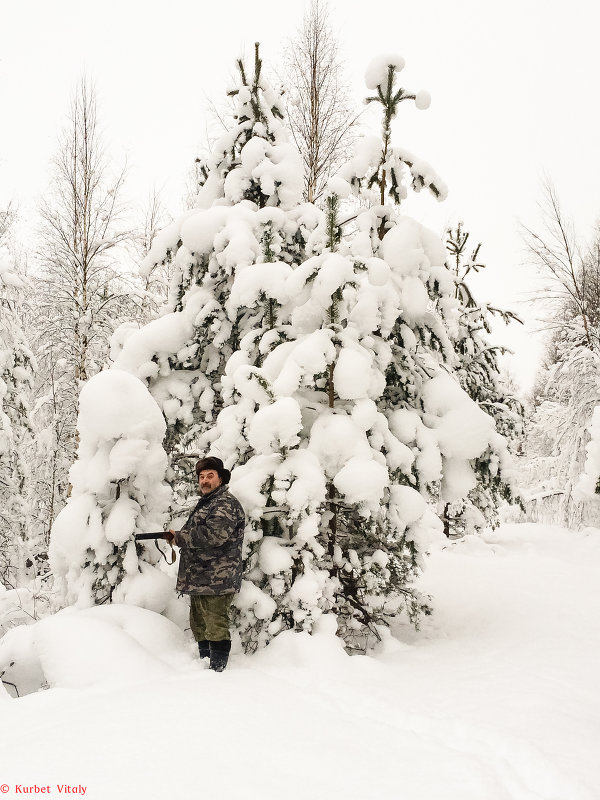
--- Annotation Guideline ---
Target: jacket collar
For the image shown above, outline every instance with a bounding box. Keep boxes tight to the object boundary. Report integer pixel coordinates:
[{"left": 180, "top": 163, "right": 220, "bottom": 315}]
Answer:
[{"left": 197, "top": 484, "right": 228, "bottom": 505}]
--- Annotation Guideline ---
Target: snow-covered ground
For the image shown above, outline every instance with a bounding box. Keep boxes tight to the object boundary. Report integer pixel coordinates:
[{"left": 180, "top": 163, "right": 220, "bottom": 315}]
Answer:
[{"left": 1, "top": 522, "right": 598, "bottom": 800}]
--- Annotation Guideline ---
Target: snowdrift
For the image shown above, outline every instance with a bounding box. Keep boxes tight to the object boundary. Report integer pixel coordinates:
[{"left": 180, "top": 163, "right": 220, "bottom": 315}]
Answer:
[{"left": 1, "top": 523, "right": 599, "bottom": 800}]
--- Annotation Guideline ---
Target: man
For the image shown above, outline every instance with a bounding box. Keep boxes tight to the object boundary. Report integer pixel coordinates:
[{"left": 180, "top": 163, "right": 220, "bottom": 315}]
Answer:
[{"left": 169, "top": 456, "right": 245, "bottom": 672}]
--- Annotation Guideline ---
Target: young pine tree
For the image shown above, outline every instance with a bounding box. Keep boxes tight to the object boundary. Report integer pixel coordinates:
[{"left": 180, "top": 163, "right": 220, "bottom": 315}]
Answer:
[
  {"left": 441, "top": 224, "right": 524, "bottom": 535},
  {"left": 49, "top": 369, "right": 173, "bottom": 609}
]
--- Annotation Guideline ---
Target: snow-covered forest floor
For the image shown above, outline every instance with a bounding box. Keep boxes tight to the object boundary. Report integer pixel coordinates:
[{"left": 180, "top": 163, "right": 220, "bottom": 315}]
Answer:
[{"left": 1, "top": 522, "right": 598, "bottom": 800}]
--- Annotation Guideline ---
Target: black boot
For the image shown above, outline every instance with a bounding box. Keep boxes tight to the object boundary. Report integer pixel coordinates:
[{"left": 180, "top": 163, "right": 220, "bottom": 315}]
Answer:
[
  {"left": 209, "top": 640, "right": 231, "bottom": 672},
  {"left": 197, "top": 640, "right": 210, "bottom": 659}
]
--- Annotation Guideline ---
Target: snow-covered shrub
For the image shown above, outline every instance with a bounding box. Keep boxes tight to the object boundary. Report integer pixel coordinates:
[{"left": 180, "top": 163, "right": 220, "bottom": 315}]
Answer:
[
  {"left": 0, "top": 247, "right": 37, "bottom": 587},
  {"left": 522, "top": 340, "right": 600, "bottom": 528},
  {"left": 49, "top": 370, "right": 173, "bottom": 610},
  {"left": 0, "top": 604, "right": 194, "bottom": 697},
  {"left": 0, "top": 580, "right": 53, "bottom": 635},
  {"left": 578, "top": 405, "right": 600, "bottom": 499}
]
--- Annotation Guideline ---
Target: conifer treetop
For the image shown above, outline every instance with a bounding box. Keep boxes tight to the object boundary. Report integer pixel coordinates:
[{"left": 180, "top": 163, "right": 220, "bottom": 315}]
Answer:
[
  {"left": 193, "top": 43, "right": 304, "bottom": 212},
  {"left": 336, "top": 54, "right": 447, "bottom": 214}
]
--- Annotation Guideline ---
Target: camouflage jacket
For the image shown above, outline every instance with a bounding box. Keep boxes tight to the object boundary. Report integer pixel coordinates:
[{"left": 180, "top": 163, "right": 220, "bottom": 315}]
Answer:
[{"left": 176, "top": 485, "right": 245, "bottom": 596}]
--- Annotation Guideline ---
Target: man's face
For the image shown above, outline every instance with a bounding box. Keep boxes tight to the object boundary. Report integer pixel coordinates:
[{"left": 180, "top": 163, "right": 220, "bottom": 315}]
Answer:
[{"left": 198, "top": 469, "right": 222, "bottom": 495}]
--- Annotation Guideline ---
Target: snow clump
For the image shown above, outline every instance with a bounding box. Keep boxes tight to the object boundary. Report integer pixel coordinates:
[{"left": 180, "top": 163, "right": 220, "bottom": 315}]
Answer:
[{"left": 365, "top": 54, "right": 406, "bottom": 89}]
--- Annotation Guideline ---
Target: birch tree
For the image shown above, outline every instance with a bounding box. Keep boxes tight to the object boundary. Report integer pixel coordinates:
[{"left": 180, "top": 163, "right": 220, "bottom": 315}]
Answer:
[
  {"left": 133, "top": 188, "right": 172, "bottom": 319},
  {"left": 521, "top": 179, "right": 597, "bottom": 350},
  {"left": 33, "top": 77, "right": 131, "bottom": 528},
  {"left": 284, "top": 0, "right": 358, "bottom": 203}
]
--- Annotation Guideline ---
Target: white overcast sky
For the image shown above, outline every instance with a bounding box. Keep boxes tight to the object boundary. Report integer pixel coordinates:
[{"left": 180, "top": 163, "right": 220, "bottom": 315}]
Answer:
[{"left": 1, "top": 0, "right": 599, "bottom": 392}]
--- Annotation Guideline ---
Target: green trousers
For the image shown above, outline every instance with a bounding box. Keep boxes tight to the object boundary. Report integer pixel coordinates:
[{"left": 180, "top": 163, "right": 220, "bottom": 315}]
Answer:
[{"left": 189, "top": 594, "right": 234, "bottom": 642}]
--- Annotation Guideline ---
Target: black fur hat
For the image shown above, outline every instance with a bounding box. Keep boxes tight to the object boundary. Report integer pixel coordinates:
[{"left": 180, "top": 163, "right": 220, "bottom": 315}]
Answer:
[{"left": 195, "top": 456, "right": 231, "bottom": 485}]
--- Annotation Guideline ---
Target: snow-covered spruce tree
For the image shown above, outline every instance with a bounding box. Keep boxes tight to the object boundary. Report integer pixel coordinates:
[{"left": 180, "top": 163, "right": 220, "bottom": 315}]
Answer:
[
  {"left": 338, "top": 59, "right": 511, "bottom": 535},
  {"left": 113, "top": 44, "right": 323, "bottom": 509},
  {"left": 0, "top": 247, "right": 37, "bottom": 587},
  {"left": 49, "top": 369, "right": 173, "bottom": 610},
  {"left": 441, "top": 224, "right": 524, "bottom": 534},
  {"left": 206, "top": 56, "right": 511, "bottom": 651}
]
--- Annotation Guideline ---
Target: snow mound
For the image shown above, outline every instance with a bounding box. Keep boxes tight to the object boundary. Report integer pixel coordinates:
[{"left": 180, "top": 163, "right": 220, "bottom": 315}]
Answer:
[
  {"left": 250, "top": 619, "right": 347, "bottom": 671},
  {"left": 0, "top": 605, "right": 196, "bottom": 697}
]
